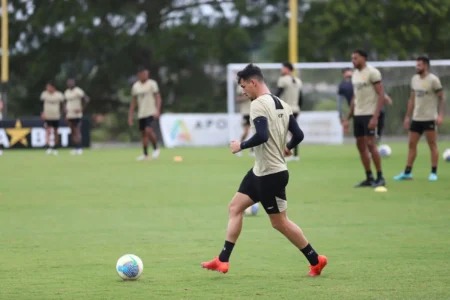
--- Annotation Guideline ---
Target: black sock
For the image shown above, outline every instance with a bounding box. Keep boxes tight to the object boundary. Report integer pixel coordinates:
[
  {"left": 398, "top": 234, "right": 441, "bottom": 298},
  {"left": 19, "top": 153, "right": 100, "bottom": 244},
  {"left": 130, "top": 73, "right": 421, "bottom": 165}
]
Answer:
[
  {"left": 218, "top": 240, "right": 235, "bottom": 262},
  {"left": 76, "top": 142, "right": 82, "bottom": 150},
  {"left": 294, "top": 146, "right": 298, "bottom": 157},
  {"left": 377, "top": 171, "right": 383, "bottom": 179},
  {"left": 366, "top": 171, "right": 374, "bottom": 181},
  {"left": 300, "top": 243, "right": 319, "bottom": 266},
  {"left": 405, "top": 166, "right": 412, "bottom": 174},
  {"left": 432, "top": 166, "right": 437, "bottom": 174},
  {"left": 143, "top": 146, "right": 148, "bottom": 156},
  {"left": 151, "top": 141, "right": 157, "bottom": 150}
]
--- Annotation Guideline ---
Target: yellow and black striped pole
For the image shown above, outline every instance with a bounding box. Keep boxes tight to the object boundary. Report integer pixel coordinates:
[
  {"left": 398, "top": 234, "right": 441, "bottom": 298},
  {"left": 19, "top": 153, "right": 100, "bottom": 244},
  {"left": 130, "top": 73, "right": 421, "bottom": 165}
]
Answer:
[
  {"left": 1, "top": 0, "right": 9, "bottom": 117},
  {"left": 288, "top": 0, "right": 298, "bottom": 66}
]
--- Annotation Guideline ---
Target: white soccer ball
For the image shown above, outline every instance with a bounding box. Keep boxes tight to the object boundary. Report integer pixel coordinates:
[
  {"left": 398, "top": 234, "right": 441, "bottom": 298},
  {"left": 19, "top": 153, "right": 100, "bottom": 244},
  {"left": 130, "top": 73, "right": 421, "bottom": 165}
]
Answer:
[
  {"left": 443, "top": 148, "right": 450, "bottom": 162},
  {"left": 378, "top": 144, "right": 392, "bottom": 157},
  {"left": 245, "top": 203, "right": 259, "bottom": 216},
  {"left": 116, "top": 254, "right": 144, "bottom": 280}
]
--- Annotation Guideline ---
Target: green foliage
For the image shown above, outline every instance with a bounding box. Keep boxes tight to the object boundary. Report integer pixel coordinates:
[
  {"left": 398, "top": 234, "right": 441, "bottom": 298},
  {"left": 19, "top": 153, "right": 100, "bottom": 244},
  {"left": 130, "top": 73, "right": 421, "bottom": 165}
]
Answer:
[{"left": 272, "top": 0, "right": 450, "bottom": 62}]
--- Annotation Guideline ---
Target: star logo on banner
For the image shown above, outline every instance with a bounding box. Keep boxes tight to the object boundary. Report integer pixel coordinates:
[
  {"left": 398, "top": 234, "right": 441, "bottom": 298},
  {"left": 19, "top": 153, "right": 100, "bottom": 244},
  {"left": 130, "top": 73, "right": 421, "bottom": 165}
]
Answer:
[{"left": 6, "top": 120, "right": 31, "bottom": 146}]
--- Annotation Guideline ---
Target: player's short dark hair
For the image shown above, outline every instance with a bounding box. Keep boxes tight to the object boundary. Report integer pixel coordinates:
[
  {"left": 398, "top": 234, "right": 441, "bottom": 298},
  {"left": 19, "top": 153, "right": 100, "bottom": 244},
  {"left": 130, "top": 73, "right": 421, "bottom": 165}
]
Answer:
[
  {"left": 342, "top": 68, "right": 352, "bottom": 74},
  {"left": 417, "top": 56, "right": 430, "bottom": 66},
  {"left": 46, "top": 81, "right": 55, "bottom": 87},
  {"left": 237, "top": 64, "right": 264, "bottom": 83},
  {"left": 282, "top": 62, "right": 294, "bottom": 71},
  {"left": 353, "top": 49, "right": 368, "bottom": 59},
  {"left": 137, "top": 66, "right": 148, "bottom": 73}
]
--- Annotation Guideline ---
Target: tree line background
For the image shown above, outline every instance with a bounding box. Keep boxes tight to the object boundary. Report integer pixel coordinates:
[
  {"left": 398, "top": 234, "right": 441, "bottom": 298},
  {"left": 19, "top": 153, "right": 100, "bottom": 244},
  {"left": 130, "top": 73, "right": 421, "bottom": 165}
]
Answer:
[{"left": 2, "top": 0, "right": 450, "bottom": 141}]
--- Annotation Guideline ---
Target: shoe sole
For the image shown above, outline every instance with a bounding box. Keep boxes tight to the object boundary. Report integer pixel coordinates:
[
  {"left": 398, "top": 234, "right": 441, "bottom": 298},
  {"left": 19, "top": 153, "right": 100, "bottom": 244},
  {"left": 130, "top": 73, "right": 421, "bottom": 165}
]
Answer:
[{"left": 201, "top": 264, "right": 227, "bottom": 274}]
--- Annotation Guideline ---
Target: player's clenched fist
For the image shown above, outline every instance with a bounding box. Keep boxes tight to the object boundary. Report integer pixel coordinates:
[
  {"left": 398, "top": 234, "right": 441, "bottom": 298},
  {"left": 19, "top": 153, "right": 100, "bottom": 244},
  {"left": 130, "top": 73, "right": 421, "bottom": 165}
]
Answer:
[{"left": 230, "top": 140, "right": 242, "bottom": 154}]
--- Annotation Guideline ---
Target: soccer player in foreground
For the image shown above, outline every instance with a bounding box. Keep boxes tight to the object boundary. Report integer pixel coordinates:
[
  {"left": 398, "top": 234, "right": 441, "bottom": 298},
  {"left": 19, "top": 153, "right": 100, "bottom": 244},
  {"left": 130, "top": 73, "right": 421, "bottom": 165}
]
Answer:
[
  {"left": 342, "top": 50, "right": 386, "bottom": 187},
  {"left": 276, "top": 62, "right": 302, "bottom": 161},
  {"left": 201, "top": 64, "right": 327, "bottom": 276},
  {"left": 64, "top": 78, "right": 89, "bottom": 155},
  {"left": 393, "top": 56, "right": 445, "bottom": 181},
  {"left": 41, "top": 82, "right": 65, "bottom": 155},
  {"left": 128, "top": 67, "right": 162, "bottom": 161}
]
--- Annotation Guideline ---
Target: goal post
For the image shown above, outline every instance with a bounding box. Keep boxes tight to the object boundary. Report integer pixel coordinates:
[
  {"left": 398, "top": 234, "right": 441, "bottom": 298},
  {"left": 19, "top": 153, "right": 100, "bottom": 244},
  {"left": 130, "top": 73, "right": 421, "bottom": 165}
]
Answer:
[{"left": 227, "top": 60, "right": 450, "bottom": 143}]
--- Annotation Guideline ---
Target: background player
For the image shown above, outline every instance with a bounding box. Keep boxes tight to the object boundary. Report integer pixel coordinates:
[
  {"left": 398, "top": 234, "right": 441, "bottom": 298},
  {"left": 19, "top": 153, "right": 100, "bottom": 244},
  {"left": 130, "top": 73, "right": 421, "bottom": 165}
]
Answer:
[
  {"left": 40, "top": 82, "right": 64, "bottom": 155},
  {"left": 236, "top": 84, "right": 254, "bottom": 157},
  {"left": 128, "top": 67, "right": 162, "bottom": 161},
  {"left": 342, "top": 50, "right": 386, "bottom": 187},
  {"left": 394, "top": 56, "right": 445, "bottom": 181},
  {"left": 338, "top": 68, "right": 392, "bottom": 143},
  {"left": 201, "top": 64, "right": 327, "bottom": 277},
  {"left": 64, "top": 78, "right": 89, "bottom": 155},
  {"left": 276, "top": 62, "right": 302, "bottom": 161},
  {"left": 337, "top": 68, "right": 354, "bottom": 120}
]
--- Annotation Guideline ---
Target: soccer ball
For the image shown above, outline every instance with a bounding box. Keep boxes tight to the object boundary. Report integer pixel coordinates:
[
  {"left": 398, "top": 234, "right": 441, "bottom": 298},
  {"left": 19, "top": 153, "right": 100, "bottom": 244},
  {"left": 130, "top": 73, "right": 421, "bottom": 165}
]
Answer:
[
  {"left": 245, "top": 203, "right": 259, "bottom": 216},
  {"left": 443, "top": 149, "right": 450, "bottom": 162},
  {"left": 116, "top": 254, "right": 144, "bottom": 280},
  {"left": 378, "top": 144, "right": 392, "bottom": 157}
]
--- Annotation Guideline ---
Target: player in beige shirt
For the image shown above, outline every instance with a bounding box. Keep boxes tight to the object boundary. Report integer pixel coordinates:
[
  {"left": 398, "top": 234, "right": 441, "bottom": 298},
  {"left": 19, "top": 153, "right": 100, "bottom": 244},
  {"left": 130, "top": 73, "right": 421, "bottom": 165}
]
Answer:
[
  {"left": 201, "top": 64, "right": 327, "bottom": 277},
  {"left": 40, "top": 82, "right": 64, "bottom": 155},
  {"left": 64, "top": 78, "right": 89, "bottom": 155},
  {"left": 128, "top": 67, "right": 162, "bottom": 161},
  {"left": 235, "top": 84, "right": 253, "bottom": 157},
  {"left": 394, "top": 56, "right": 445, "bottom": 182},
  {"left": 342, "top": 50, "right": 386, "bottom": 188},
  {"left": 276, "top": 62, "right": 303, "bottom": 161}
]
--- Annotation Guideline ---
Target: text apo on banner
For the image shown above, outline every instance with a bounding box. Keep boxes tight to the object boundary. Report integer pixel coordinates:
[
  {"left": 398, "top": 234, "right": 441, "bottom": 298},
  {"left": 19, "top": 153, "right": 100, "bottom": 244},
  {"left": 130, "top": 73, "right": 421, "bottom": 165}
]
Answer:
[{"left": 160, "top": 111, "right": 343, "bottom": 148}]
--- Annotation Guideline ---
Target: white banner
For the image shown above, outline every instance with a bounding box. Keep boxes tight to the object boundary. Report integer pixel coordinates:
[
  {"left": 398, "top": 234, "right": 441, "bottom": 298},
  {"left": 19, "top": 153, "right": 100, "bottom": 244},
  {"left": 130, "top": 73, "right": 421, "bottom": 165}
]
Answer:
[
  {"left": 160, "top": 111, "right": 343, "bottom": 148},
  {"left": 160, "top": 113, "right": 241, "bottom": 148},
  {"left": 297, "top": 111, "right": 343, "bottom": 144}
]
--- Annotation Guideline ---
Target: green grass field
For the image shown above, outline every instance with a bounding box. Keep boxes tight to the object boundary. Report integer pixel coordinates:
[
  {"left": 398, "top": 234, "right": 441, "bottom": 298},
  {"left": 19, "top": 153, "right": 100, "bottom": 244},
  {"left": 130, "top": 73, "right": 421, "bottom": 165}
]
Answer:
[{"left": 1, "top": 142, "right": 450, "bottom": 300}]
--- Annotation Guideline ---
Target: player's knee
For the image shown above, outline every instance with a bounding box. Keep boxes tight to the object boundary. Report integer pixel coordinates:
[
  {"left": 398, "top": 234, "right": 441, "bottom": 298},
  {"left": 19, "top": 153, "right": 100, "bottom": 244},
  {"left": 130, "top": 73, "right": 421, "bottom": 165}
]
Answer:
[
  {"left": 228, "top": 201, "right": 243, "bottom": 217},
  {"left": 270, "top": 216, "right": 288, "bottom": 232},
  {"left": 408, "top": 141, "right": 417, "bottom": 150},
  {"left": 428, "top": 141, "right": 438, "bottom": 151}
]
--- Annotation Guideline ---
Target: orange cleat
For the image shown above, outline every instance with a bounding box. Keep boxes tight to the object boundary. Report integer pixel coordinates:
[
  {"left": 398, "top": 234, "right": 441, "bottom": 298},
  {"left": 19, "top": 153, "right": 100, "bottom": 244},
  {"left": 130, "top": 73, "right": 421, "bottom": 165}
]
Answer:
[
  {"left": 308, "top": 255, "right": 328, "bottom": 276},
  {"left": 201, "top": 256, "right": 229, "bottom": 274}
]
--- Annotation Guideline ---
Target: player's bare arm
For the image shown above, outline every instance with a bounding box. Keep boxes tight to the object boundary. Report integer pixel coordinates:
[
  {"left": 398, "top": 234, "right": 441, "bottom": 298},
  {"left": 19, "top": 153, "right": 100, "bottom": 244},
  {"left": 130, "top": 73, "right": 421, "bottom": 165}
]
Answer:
[
  {"left": 369, "top": 81, "right": 385, "bottom": 129},
  {"left": 128, "top": 96, "right": 137, "bottom": 126},
  {"left": 403, "top": 91, "right": 415, "bottom": 130},
  {"left": 384, "top": 94, "right": 393, "bottom": 105},
  {"left": 82, "top": 95, "right": 90, "bottom": 112},
  {"left": 154, "top": 93, "right": 162, "bottom": 119},
  {"left": 436, "top": 90, "right": 445, "bottom": 125},
  {"left": 342, "top": 95, "right": 355, "bottom": 128}
]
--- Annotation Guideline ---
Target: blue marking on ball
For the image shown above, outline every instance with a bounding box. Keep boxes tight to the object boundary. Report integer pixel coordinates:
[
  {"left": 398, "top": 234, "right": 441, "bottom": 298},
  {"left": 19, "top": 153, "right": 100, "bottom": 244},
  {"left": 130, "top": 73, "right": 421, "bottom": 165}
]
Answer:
[
  {"left": 118, "top": 261, "right": 139, "bottom": 278},
  {"left": 251, "top": 203, "right": 259, "bottom": 214}
]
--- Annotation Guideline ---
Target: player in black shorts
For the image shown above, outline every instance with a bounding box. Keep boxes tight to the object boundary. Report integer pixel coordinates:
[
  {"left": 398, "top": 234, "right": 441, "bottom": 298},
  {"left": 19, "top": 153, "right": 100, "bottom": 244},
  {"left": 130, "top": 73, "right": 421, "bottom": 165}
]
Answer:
[
  {"left": 394, "top": 56, "right": 445, "bottom": 181},
  {"left": 342, "top": 50, "right": 386, "bottom": 187},
  {"left": 201, "top": 64, "right": 327, "bottom": 277}
]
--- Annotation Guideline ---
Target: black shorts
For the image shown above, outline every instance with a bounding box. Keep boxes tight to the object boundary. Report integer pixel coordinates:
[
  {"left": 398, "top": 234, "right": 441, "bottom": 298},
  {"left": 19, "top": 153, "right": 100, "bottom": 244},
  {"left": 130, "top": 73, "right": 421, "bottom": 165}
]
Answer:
[
  {"left": 68, "top": 118, "right": 82, "bottom": 127},
  {"left": 293, "top": 112, "right": 299, "bottom": 119},
  {"left": 410, "top": 120, "right": 436, "bottom": 134},
  {"left": 377, "top": 111, "right": 385, "bottom": 137},
  {"left": 242, "top": 115, "right": 250, "bottom": 126},
  {"left": 238, "top": 169, "right": 289, "bottom": 215},
  {"left": 45, "top": 120, "right": 59, "bottom": 129},
  {"left": 139, "top": 116, "right": 154, "bottom": 131},
  {"left": 353, "top": 115, "right": 376, "bottom": 137}
]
